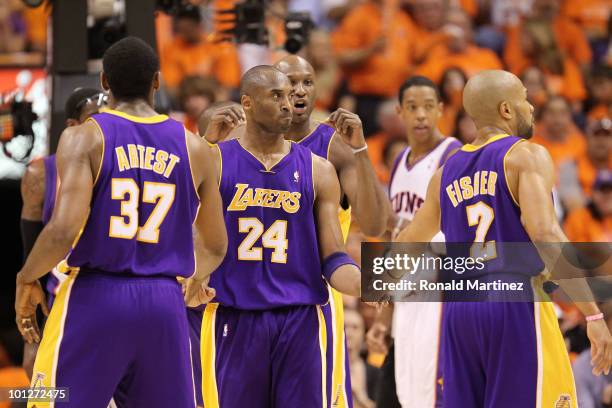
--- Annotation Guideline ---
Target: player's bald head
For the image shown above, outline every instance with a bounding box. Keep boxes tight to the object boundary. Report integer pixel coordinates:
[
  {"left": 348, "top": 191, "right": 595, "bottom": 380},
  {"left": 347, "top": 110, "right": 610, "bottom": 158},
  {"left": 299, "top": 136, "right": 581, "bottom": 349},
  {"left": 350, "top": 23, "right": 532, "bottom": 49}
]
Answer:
[
  {"left": 274, "top": 55, "right": 315, "bottom": 76},
  {"left": 239, "top": 65, "right": 289, "bottom": 97},
  {"left": 463, "top": 70, "right": 534, "bottom": 138}
]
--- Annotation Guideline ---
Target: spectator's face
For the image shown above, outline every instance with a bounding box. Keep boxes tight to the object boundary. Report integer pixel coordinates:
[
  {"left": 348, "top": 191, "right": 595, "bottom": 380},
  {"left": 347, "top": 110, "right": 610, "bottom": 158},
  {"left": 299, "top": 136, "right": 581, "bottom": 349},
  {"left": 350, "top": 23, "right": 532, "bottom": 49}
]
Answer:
[
  {"left": 593, "top": 186, "right": 612, "bottom": 216},
  {"left": 398, "top": 86, "right": 443, "bottom": 143},
  {"left": 445, "top": 10, "right": 472, "bottom": 52},
  {"left": 344, "top": 309, "right": 365, "bottom": 357},
  {"left": 541, "top": 98, "right": 571, "bottom": 138},
  {"left": 184, "top": 94, "right": 212, "bottom": 120},
  {"left": 587, "top": 128, "right": 612, "bottom": 163},
  {"left": 378, "top": 103, "right": 406, "bottom": 139},
  {"left": 591, "top": 76, "right": 612, "bottom": 105},
  {"left": 413, "top": 0, "right": 445, "bottom": 31},
  {"left": 522, "top": 68, "right": 548, "bottom": 109},
  {"left": 442, "top": 70, "right": 466, "bottom": 106},
  {"left": 176, "top": 18, "right": 202, "bottom": 44},
  {"left": 457, "top": 114, "right": 477, "bottom": 144},
  {"left": 307, "top": 31, "right": 333, "bottom": 67}
]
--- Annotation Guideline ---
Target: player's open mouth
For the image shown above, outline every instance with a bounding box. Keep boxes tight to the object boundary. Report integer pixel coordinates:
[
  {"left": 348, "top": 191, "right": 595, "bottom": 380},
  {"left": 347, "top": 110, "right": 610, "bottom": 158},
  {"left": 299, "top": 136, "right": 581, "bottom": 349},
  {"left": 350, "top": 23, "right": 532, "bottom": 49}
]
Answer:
[{"left": 293, "top": 100, "right": 307, "bottom": 114}]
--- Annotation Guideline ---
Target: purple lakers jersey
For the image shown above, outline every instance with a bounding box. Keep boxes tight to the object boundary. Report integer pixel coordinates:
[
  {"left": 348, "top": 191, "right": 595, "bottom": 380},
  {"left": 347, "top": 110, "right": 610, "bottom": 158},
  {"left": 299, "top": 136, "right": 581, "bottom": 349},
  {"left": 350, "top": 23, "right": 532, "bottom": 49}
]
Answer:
[
  {"left": 42, "top": 155, "right": 57, "bottom": 225},
  {"left": 209, "top": 139, "right": 325, "bottom": 309},
  {"left": 67, "top": 109, "right": 200, "bottom": 278},
  {"left": 298, "top": 122, "right": 335, "bottom": 159},
  {"left": 440, "top": 134, "right": 544, "bottom": 277}
]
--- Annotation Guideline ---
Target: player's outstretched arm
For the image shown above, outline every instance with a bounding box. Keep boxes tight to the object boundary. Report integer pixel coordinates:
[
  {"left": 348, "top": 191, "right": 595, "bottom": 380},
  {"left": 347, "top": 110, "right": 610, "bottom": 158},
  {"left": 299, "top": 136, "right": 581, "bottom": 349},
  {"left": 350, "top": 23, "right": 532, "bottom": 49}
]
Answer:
[
  {"left": 313, "top": 154, "right": 360, "bottom": 297},
  {"left": 507, "top": 141, "right": 612, "bottom": 375},
  {"left": 327, "top": 109, "right": 388, "bottom": 237},
  {"left": 20, "top": 159, "right": 45, "bottom": 259},
  {"left": 16, "top": 122, "right": 100, "bottom": 342}
]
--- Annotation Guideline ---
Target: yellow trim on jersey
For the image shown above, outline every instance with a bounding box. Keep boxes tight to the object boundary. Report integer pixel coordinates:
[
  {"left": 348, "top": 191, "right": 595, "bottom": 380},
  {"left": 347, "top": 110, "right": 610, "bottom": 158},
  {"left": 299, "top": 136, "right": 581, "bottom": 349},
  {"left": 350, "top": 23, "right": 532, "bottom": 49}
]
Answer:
[
  {"left": 326, "top": 131, "right": 336, "bottom": 162},
  {"left": 338, "top": 207, "right": 352, "bottom": 242},
  {"left": 329, "top": 287, "right": 349, "bottom": 408},
  {"left": 28, "top": 272, "right": 78, "bottom": 408},
  {"left": 87, "top": 118, "right": 105, "bottom": 187},
  {"left": 100, "top": 108, "right": 169, "bottom": 124},
  {"left": 316, "top": 305, "right": 328, "bottom": 408},
  {"left": 296, "top": 121, "right": 323, "bottom": 145},
  {"left": 502, "top": 139, "right": 526, "bottom": 207},
  {"left": 201, "top": 303, "right": 220, "bottom": 408},
  {"left": 532, "top": 276, "right": 577, "bottom": 408},
  {"left": 461, "top": 134, "right": 510, "bottom": 152},
  {"left": 237, "top": 139, "right": 292, "bottom": 172},
  {"left": 184, "top": 128, "right": 201, "bottom": 200},
  {"left": 213, "top": 144, "right": 222, "bottom": 187}
]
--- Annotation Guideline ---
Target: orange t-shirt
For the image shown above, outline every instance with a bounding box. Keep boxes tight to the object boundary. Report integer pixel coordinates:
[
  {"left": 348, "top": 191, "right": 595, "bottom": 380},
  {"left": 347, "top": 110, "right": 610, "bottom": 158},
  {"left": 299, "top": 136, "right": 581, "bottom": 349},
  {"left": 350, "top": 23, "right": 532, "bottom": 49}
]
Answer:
[
  {"left": 0, "top": 367, "right": 30, "bottom": 408},
  {"left": 561, "top": 0, "right": 611, "bottom": 38},
  {"left": 410, "top": 25, "right": 448, "bottom": 65},
  {"left": 504, "top": 16, "right": 593, "bottom": 75},
  {"left": 331, "top": 2, "right": 416, "bottom": 97},
  {"left": 367, "top": 131, "right": 391, "bottom": 183},
  {"left": 564, "top": 206, "right": 612, "bottom": 242},
  {"left": 532, "top": 124, "right": 588, "bottom": 168},
  {"left": 438, "top": 105, "right": 459, "bottom": 137},
  {"left": 160, "top": 35, "right": 241, "bottom": 89},
  {"left": 416, "top": 44, "right": 503, "bottom": 84}
]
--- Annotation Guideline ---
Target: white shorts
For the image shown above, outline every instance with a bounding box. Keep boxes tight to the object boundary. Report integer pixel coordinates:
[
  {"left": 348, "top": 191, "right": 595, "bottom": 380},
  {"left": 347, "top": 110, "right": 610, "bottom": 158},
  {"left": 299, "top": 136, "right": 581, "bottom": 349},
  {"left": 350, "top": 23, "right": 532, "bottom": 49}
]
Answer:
[{"left": 393, "top": 301, "right": 443, "bottom": 408}]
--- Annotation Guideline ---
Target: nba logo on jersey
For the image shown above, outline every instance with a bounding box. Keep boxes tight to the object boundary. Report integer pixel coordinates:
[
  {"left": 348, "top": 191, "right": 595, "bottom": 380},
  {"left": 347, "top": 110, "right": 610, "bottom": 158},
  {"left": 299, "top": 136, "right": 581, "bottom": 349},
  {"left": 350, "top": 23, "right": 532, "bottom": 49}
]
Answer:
[
  {"left": 223, "top": 324, "right": 229, "bottom": 337},
  {"left": 555, "top": 395, "right": 571, "bottom": 408},
  {"left": 293, "top": 170, "right": 300, "bottom": 183}
]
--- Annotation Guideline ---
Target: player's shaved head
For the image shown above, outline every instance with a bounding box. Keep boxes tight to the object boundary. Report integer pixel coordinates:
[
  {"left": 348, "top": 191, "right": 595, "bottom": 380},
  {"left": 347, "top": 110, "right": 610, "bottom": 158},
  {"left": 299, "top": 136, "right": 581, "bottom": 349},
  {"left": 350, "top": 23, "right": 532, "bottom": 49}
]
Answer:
[
  {"left": 463, "top": 70, "right": 535, "bottom": 139},
  {"left": 274, "top": 55, "right": 315, "bottom": 75},
  {"left": 239, "top": 65, "right": 288, "bottom": 97}
]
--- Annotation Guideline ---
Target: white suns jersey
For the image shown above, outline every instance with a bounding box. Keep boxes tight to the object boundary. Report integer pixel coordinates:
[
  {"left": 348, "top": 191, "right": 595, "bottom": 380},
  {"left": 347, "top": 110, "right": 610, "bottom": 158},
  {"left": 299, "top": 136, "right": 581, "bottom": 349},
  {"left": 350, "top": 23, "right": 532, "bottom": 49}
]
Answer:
[
  {"left": 388, "top": 136, "right": 460, "bottom": 408},
  {"left": 389, "top": 137, "right": 460, "bottom": 222}
]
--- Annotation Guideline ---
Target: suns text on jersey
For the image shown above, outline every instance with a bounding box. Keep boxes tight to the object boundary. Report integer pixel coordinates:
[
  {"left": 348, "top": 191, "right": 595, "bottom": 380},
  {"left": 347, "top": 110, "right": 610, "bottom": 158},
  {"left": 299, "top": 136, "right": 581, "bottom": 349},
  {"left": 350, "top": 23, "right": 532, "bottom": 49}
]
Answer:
[
  {"left": 227, "top": 183, "right": 301, "bottom": 214},
  {"left": 445, "top": 170, "right": 498, "bottom": 207},
  {"left": 114, "top": 144, "right": 180, "bottom": 178}
]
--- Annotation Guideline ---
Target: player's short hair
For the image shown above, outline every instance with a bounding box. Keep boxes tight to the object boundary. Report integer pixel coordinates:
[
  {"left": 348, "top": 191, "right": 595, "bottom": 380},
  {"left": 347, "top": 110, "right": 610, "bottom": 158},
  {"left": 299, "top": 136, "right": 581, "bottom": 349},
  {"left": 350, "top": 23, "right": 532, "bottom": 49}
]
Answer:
[
  {"left": 102, "top": 37, "right": 159, "bottom": 100},
  {"left": 239, "top": 65, "right": 284, "bottom": 97},
  {"left": 64, "top": 88, "right": 102, "bottom": 120},
  {"left": 398, "top": 76, "right": 441, "bottom": 104}
]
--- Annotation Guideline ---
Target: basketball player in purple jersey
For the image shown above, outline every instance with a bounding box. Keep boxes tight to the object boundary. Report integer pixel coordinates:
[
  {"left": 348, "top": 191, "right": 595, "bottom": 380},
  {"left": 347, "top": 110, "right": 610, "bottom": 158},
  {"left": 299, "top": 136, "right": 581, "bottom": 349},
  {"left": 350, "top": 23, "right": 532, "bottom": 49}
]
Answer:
[
  {"left": 15, "top": 37, "right": 227, "bottom": 408},
  {"left": 390, "top": 70, "right": 612, "bottom": 407},
  {"left": 200, "top": 65, "right": 361, "bottom": 408},
  {"left": 202, "top": 55, "right": 387, "bottom": 408},
  {"left": 20, "top": 87, "right": 105, "bottom": 379}
]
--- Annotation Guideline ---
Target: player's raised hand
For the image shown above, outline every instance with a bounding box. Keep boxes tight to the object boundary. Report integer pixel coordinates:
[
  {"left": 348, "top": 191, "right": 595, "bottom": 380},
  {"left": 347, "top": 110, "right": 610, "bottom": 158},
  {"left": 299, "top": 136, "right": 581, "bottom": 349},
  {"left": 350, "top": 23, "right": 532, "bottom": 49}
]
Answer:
[
  {"left": 184, "top": 277, "right": 216, "bottom": 308},
  {"left": 204, "top": 105, "right": 245, "bottom": 144},
  {"left": 325, "top": 108, "right": 366, "bottom": 151},
  {"left": 15, "top": 279, "right": 48, "bottom": 344},
  {"left": 588, "top": 319, "right": 612, "bottom": 375}
]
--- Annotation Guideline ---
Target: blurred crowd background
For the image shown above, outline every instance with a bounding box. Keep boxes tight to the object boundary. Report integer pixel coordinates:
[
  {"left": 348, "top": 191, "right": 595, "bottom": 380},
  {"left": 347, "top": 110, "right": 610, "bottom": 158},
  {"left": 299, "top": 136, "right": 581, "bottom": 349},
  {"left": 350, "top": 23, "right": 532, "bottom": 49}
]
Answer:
[{"left": 0, "top": 0, "right": 610, "bottom": 407}]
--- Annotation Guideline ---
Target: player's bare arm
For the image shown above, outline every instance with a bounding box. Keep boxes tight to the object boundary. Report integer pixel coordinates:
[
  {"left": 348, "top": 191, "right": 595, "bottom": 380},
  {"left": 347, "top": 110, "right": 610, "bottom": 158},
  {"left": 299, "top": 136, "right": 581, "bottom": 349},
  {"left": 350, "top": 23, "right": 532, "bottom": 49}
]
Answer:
[
  {"left": 326, "top": 108, "right": 388, "bottom": 237},
  {"left": 313, "top": 154, "right": 360, "bottom": 296},
  {"left": 506, "top": 141, "right": 612, "bottom": 375},
  {"left": 20, "top": 159, "right": 45, "bottom": 256},
  {"left": 15, "top": 121, "right": 101, "bottom": 343},
  {"left": 184, "top": 132, "right": 228, "bottom": 307}
]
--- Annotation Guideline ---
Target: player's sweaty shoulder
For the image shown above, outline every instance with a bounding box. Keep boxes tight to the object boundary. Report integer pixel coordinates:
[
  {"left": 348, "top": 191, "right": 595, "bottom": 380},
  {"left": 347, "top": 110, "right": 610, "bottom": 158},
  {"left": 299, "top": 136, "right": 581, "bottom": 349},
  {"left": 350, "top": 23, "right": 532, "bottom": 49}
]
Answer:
[
  {"left": 312, "top": 153, "right": 339, "bottom": 195},
  {"left": 504, "top": 140, "right": 554, "bottom": 197},
  {"left": 56, "top": 120, "right": 103, "bottom": 172}
]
